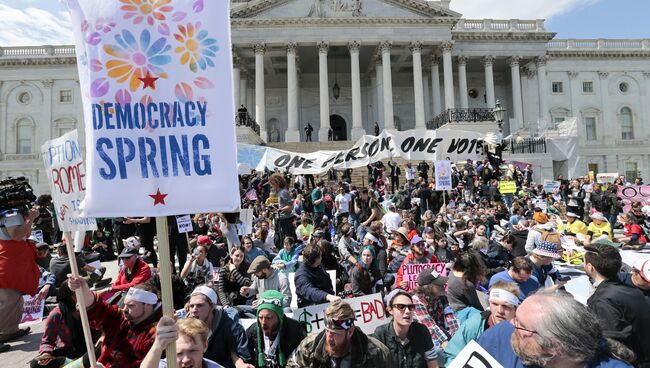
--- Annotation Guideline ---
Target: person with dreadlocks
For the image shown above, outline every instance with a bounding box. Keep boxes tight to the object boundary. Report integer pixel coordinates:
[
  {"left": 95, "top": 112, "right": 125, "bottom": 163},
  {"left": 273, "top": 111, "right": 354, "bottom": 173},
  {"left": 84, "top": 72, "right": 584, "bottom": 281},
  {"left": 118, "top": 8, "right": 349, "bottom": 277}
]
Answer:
[{"left": 245, "top": 290, "right": 306, "bottom": 368}]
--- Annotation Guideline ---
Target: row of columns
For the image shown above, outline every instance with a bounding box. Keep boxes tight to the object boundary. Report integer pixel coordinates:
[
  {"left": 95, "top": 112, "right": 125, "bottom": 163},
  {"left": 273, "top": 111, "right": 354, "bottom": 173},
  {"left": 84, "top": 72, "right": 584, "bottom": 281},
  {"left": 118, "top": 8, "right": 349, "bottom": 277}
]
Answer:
[{"left": 239, "top": 41, "right": 543, "bottom": 142}]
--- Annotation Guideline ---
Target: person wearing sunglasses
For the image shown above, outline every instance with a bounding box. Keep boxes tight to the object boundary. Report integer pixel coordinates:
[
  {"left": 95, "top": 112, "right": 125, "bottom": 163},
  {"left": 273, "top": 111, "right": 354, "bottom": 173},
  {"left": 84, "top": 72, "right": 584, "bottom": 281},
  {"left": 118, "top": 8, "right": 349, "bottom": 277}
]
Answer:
[{"left": 372, "top": 289, "right": 439, "bottom": 368}]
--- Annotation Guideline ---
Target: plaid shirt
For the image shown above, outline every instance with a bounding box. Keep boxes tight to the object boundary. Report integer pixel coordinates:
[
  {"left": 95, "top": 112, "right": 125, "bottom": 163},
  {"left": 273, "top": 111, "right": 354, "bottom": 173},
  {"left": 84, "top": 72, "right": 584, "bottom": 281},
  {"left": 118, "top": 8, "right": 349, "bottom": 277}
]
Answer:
[
  {"left": 87, "top": 294, "right": 161, "bottom": 368},
  {"left": 40, "top": 305, "right": 100, "bottom": 356},
  {"left": 412, "top": 294, "right": 459, "bottom": 347}
]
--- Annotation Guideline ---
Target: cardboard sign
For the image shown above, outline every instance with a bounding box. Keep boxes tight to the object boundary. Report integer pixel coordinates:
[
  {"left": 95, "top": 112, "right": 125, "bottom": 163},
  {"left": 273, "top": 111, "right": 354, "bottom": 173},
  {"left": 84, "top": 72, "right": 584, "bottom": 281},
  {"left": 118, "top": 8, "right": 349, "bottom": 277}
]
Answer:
[
  {"left": 448, "top": 340, "right": 505, "bottom": 368},
  {"left": 618, "top": 185, "right": 650, "bottom": 212},
  {"left": 176, "top": 215, "right": 193, "bottom": 233},
  {"left": 20, "top": 295, "right": 45, "bottom": 325},
  {"left": 498, "top": 181, "right": 516, "bottom": 194},
  {"left": 596, "top": 173, "right": 618, "bottom": 184},
  {"left": 435, "top": 160, "right": 453, "bottom": 191},
  {"left": 293, "top": 293, "right": 387, "bottom": 335},
  {"left": 401, "top": 262, "right": 447, "bottom": 291},
  {"left": 543, "top": 180, "right": 561, "bottom": 193}
]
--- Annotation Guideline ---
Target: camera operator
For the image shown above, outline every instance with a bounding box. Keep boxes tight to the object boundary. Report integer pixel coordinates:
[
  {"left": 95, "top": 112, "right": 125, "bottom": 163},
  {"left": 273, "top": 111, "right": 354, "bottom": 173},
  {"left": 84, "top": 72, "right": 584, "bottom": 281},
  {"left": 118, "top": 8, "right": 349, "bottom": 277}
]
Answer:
[{"left": 0, "top": 205, "right": 41, "bottom": 351}]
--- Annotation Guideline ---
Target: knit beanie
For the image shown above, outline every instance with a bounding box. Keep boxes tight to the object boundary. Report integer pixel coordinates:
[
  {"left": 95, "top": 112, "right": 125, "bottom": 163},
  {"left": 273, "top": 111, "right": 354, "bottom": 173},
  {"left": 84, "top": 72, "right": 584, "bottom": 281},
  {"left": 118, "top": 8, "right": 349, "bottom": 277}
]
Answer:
[{"left": 256, "top": 290, "right": 285, "bottom": 367}]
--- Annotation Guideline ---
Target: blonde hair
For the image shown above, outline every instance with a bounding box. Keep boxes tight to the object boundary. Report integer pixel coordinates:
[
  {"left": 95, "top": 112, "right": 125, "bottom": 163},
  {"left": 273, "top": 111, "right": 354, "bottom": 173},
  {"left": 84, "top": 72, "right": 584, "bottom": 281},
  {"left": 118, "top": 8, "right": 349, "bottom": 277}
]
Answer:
[
  {"left": 490, "top": 281, "right": 521, "bottom": 298},
  {"left": 177, "top": 317, "right": 209, "bottom": 344},
  {"left": 325, "top": 300, "right": 356, "bottom": 321}
]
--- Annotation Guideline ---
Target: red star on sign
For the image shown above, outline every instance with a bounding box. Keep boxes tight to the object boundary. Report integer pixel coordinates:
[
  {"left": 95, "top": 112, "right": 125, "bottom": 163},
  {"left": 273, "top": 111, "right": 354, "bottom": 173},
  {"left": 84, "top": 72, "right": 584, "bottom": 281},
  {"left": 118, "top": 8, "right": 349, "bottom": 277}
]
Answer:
[
  {"left": 148, "top": 189, "right": 168, "bottom": 206},
  {"left": 138, "top": 72, "right": 159, "bottom": 90}
]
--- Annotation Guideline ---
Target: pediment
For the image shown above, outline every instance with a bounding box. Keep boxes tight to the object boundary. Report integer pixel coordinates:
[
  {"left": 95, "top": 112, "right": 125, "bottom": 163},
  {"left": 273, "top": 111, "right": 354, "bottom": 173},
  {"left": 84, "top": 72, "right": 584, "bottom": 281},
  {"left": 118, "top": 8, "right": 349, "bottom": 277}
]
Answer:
[{"left": 231, "top": 0, "right": 461, "bottom": 20}]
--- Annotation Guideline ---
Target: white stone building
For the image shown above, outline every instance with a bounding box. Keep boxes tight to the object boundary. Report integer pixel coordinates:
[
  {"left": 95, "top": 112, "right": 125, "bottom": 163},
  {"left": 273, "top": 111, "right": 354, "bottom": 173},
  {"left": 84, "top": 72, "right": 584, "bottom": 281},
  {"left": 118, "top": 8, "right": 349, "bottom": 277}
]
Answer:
[{"left": 0, "top": 0, "right": 649, "bottom": 194}]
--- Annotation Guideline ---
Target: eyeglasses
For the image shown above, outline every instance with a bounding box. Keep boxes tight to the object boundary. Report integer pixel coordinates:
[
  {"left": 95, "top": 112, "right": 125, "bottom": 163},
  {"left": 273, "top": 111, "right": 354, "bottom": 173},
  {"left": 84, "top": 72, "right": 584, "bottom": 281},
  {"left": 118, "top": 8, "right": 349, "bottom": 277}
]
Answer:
[
  {"left": 512, "top": 317, "right": 537, "bottom": 335},
  {"left": 391, "top": 304, "right": 415, "bottom": 312}
]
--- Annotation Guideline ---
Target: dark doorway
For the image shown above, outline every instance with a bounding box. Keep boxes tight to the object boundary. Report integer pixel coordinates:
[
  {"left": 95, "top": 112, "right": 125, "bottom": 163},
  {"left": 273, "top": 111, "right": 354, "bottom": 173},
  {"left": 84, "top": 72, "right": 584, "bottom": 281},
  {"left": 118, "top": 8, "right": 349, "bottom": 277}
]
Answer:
[{"left": 330, "top": 114, "right": 347, "bottom": 141}]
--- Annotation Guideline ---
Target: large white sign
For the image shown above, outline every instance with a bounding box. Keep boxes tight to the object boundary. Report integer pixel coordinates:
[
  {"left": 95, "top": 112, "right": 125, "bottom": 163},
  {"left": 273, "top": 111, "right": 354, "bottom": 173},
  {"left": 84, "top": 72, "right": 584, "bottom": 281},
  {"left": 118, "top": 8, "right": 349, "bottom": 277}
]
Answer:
[
  {"left": 292, "top": 293, "right": 387, "bottom": 334},
  {"left": 239, "top": 129, "right": 487, "bottom": 175},
  {"left": 448, "top": 340, "right": 504, "bottom": 368},
  {"left": 41, "top": 130, "right": 97, "bottom": 232},
  {"left": 67, "top": 0, "right": 240, "bottom": 216}
]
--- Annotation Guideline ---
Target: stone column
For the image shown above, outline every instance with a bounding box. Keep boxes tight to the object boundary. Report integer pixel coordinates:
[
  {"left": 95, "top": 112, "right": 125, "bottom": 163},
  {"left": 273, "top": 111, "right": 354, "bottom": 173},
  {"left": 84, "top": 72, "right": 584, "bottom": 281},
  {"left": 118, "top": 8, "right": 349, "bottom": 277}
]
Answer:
[
  {"left": 430, "top": 56, "right": 442, "bottom": 116},
  {"left": 598, "top": 71, "right": 611, "bottom": 143},
  {"left": 380, "top": 41, "right": 395, "bottom": 130},
  {"left": 457, "top": 56, "right": 469, "bottom": 109},
  {"left": 410, "top": 41, "right": 426, "bottom": 129},
  {"left": 567, "top": 70, "right": 579, "bottom": 118},
  {"left": 317, "top": 42, "right": 330, "bottom": 142},
  {"left": 508, "top": 56, "right": 524, "bottom": 132},
  {"left": 239, "top": 73, "right": 247, "bottom": 109},
  {"left": 644, "top": 72, "right": 650, "bottom": 140},
  {"left": 375, "top": 58, "right": 384, "bottom": 128},
  {"left": 285, "top": 42, "right": 300, "bottom": 142},
  {"left": 232, "top": 58, "right": 241, "bottom": 111},
  {"left": 441, "top": 41, "right": 455, "bottom": 109},
  {"left": 537, "top": 56, "right": 549, "bottom": 124},
  {"left": 253, "top": 43, "right": 266, "bottom": 140},
  {"left": 423, "top": 69, "right": 431, "bottom": 120},
  {"left": 483, "top": 55, "right": 495, "bottom": 109},
  {"left": 349, "top": 41, "right": 364, "bottom": 139}
]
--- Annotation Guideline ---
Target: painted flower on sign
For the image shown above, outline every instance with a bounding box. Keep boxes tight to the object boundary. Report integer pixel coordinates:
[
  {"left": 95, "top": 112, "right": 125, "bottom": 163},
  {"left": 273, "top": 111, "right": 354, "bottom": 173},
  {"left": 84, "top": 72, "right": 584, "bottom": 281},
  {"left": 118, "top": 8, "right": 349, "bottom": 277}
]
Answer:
[
  {"left": 174, "top": 22, "right": 219, "bottom": 72},
  {"left": 104, "top": 29, "right": 171, "bottom": 91},
  {"left": 120, "top": 0, "right": 174, "bottom": 26}
]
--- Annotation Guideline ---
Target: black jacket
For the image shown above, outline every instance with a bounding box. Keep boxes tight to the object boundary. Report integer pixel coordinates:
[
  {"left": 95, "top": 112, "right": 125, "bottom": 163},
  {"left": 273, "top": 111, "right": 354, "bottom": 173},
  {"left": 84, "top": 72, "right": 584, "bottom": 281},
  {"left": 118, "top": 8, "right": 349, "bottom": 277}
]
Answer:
[
  {"left": 372, "top": 321, "right": 436, "bottom": 368},
  {"left": 245, "top": 316, "right": 307, "bottom": 367},
  {"left": 587, "top": 279, "right": 650, "bottom": 367}
]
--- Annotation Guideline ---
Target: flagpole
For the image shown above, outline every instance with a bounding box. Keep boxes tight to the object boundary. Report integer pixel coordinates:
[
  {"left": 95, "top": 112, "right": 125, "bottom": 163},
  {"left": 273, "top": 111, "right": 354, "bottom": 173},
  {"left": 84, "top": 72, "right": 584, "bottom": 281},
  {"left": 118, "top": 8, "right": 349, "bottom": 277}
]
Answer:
[
  {"left": 63, "top": 231, "right": 98, "bottom": 368},
  {"left": 155, "top": 216, "right": 177, "bottom": 368}
]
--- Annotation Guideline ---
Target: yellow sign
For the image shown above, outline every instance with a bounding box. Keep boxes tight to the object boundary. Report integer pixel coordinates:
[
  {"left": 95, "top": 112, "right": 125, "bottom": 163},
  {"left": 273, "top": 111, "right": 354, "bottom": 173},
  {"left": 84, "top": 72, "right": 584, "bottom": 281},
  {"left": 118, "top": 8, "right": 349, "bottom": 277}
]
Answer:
[
  {"left": 588, "top": 171, "right": 595, "bottom": 182},
  {"left": 499, "top": 181, "right": 517, "bottom": 194}
]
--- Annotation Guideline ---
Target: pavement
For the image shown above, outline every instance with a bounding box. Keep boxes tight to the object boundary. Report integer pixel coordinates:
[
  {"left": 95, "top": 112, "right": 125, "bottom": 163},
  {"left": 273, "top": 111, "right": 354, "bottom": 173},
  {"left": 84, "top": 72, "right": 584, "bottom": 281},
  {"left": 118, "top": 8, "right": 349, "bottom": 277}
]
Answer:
[{"left": 2, "top": 259, "right": 121, "bottom": 365}]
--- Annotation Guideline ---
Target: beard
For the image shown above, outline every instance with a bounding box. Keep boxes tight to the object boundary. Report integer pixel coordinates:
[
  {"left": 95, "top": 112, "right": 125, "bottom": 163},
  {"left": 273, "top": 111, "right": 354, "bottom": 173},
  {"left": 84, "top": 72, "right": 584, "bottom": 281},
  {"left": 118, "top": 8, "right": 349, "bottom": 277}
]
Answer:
[
  {"left": 511, "top": 330, "right": 555, "bottom": 366},
  {"left": 325, "top": 338, "right": 350, "bottom": 358}
]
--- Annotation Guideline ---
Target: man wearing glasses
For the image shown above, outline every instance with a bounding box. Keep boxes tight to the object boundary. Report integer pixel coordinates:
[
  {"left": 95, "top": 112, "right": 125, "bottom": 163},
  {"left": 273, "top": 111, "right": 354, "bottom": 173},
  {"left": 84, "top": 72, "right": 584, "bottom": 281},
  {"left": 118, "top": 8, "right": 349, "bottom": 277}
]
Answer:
[{"left": 477, "top": 291, "right": 635, "bottom": 368}]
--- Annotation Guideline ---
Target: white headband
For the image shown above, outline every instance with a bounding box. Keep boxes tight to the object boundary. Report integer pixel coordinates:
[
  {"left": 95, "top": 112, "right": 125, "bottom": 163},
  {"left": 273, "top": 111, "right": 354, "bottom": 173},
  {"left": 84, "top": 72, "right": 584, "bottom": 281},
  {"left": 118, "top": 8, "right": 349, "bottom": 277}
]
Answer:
[
  {"left": 191, "top": 286, "right": 218, "bottom": 305},
  {"left": 489, "top": 288, "right": 520, "bottom": 306},
  {"left": 125, "top": 288, "right": 158, "bottom": 305}
]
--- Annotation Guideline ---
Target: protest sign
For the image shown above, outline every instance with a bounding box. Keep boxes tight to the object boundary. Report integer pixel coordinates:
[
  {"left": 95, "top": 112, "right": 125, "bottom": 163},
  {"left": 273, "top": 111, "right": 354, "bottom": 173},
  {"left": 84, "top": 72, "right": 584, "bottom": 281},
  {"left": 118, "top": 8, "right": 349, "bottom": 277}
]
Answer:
[
  {"left": 543, "top": 180, "right": 561, "bottom": 193},
  {"left": 448, "top": 340, "right": 504, "bottom": 368},
  {"left": 69, "top": 0, "right": 240, "bottom": 217},
  {"left": 498, "top": 181, "right": 517, "bottom": 194},
  {"left": 401, "top": 263, "right": 447, "bottom": 291},
  {"left": 435, "top": 160, "right": 453, "bottom": 191},
  {"left": 563, "top": 276, "right": 591, "bottom": 305},
  {"left": 41, "top": 130, "right": 97, "bottom": 232},
  {"left": 30, "top": 230, "right": 44, "bottom": 243},
  {"left": 596, "top": 173, "right": 618, "bottom": 184},
  {"left": 238, "top": 129, "right": 487, "bottom": 175},
  {"left": 176, "top": 215, "right": 193, "bottom": 233},
  {"left": 293, "top": 293, "right": 387, "bottom": 334},
  {"left": 533, "top": 198, "right": 548, "bottom": 212},
  {"left": 618, "top": 185, "right": 650, "bottom": 212},
  {"left": 20, "top": 295, "right": 45, "bottom": 325},
  {"left": 588, "top": 171, "right": 595, "bottom": 182}
]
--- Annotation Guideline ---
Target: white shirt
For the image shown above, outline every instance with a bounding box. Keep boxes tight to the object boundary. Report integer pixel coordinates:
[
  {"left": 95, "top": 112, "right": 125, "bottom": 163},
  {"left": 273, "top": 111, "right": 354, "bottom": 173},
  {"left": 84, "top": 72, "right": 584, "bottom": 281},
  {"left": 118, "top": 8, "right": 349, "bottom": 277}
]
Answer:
[
  {"left": 335, "top": 193, "right": 351, "bottom": 213},
  {"left": 383, "top": 211, "right": 402, "bottom": 234}
]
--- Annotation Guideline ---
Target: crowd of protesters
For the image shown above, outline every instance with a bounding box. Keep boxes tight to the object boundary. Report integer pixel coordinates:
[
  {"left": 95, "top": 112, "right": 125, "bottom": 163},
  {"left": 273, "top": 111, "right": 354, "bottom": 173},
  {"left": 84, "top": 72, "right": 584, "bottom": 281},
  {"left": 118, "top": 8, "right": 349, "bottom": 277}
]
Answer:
[{"left": 1, "top": 158, "right": 649, "bottom": 368}]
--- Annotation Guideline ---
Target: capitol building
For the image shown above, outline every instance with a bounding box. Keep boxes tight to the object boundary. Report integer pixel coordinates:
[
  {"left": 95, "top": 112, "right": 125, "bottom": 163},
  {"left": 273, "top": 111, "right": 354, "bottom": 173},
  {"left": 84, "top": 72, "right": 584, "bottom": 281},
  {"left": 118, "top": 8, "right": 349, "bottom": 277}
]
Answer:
[{"left": 1, "top": 0, "right": 649, "bottom": 193}]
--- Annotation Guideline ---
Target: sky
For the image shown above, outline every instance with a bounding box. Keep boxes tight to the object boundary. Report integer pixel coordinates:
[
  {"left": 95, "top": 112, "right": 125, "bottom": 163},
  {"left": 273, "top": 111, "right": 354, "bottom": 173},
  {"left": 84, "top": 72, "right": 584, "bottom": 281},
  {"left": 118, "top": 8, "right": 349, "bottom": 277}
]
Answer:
[{"left": 0, "top": 0, "right": 648, "bottom": 46}]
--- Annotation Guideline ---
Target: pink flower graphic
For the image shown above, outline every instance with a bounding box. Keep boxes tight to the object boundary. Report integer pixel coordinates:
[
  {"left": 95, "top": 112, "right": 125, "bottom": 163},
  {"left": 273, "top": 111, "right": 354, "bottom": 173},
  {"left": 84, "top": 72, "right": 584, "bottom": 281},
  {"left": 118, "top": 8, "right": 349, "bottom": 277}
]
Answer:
[{"left": 120, "top": 0, "right": 174, "bottom": 26}]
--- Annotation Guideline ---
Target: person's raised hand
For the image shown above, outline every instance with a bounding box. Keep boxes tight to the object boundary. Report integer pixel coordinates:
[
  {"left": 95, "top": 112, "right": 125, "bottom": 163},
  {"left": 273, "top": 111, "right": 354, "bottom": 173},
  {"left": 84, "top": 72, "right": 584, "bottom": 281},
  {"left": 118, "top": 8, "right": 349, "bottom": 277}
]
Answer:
[
  {"left": 153, "top": 316, "right": 178, "bottom": 352},
  {"left": 67, "top": 274, "right": 88, "bottom": 292}
]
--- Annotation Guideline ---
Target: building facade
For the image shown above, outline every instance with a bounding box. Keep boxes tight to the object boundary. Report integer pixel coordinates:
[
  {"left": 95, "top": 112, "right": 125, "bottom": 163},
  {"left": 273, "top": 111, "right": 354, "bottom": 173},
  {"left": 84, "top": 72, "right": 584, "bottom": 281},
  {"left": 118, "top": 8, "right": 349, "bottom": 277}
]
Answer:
[{"left": 0, "top": 0, "right": 649, "bottom": 194}]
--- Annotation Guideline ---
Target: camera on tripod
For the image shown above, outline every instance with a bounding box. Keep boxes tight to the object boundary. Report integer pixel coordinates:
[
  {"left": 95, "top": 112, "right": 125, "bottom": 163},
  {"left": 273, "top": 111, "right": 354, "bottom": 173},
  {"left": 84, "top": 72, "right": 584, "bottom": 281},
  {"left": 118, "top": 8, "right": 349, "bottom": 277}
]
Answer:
[{"left": 0, "top": 177, "right": 37, "bottom": 213}]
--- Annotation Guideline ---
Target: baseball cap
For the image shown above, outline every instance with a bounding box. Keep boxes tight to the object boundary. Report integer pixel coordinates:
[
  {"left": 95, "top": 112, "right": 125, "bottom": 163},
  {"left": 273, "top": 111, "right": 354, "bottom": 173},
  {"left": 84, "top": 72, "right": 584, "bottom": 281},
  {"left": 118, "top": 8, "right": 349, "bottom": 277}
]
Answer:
[
  {"left": 118, "top": 245, "right": 139, "bottom": 258},
  {"left": 197, "top": 235, "right": 212, "bottom": 245},
  {"left": 417, "top": 268, "right": 448, "bottom": 287},
  {"left": 410, "top": 235, "right": 424, "bottom": 246},
  {"left": 633, "top": 258, "right": 650, "bottom": 283}
]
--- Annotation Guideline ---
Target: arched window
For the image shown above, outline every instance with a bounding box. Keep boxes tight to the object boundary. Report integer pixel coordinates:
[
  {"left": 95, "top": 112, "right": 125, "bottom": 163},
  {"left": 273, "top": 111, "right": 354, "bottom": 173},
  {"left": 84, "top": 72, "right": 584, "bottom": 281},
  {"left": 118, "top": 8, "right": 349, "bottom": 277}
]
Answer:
[
  {"left": 620, "top": 107, "right": 634, "bottom": 140},
  {"left": 16, "top": 119, "right": 33, "bottom": 154}
]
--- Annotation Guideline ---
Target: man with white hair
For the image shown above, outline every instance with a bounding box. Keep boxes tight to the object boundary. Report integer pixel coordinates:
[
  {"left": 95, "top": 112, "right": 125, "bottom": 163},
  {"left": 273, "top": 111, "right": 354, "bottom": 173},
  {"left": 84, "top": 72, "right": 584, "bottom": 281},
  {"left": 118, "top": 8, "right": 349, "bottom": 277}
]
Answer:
[{"left": 67, "top": 275, "right": 161, "bottom": 367}]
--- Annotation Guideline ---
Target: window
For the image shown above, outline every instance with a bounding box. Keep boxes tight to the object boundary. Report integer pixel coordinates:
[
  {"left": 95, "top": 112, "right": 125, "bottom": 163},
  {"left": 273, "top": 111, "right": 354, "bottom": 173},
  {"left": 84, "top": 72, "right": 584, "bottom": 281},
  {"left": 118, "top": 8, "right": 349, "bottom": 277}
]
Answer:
[
  {"left": 582, "top": 81, "right": 593, "bottom": 93},
  {"left": 625, "top": 162, "right": 638, "bottom": 182},
  {"left": 619, "top": 82, "right": 629, "bottom": 93},
  {"left": 551, "top": 82, "right": 563, "bottom": 93},
  {"left": 585, "top": 117, "right": 597, "bottom": 141},
  {"left": 620, "top": 107, "right": 634, "bottom": 140},
  {"left": 59, "top": 90, "right": 73, "bottom": 103},
  {"left": 17, "top": 121, "right": 32, "bottom": 154}
]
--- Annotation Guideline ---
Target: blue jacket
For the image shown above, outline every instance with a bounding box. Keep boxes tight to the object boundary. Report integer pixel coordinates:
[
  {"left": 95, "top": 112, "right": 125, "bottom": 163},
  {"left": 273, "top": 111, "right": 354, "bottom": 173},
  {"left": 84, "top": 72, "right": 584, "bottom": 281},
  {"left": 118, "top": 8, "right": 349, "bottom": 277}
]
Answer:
[{"left": 295, "top": 263, "right": 334, "bottom": 307}]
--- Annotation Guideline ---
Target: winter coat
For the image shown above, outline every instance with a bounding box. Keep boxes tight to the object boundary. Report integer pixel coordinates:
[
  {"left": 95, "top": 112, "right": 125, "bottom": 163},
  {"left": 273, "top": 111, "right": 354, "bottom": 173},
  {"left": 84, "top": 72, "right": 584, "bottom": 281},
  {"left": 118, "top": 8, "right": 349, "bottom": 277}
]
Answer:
[{"left": 294, "top": 263, "right": 334, "bottom": 307}]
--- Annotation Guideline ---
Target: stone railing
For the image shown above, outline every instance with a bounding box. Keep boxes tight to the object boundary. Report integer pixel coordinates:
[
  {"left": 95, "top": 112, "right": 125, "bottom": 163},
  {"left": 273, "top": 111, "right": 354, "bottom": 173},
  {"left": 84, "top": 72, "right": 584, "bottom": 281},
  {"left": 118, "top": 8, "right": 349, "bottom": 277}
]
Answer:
[
  {"left": 455, "top": 19, "right": 545, "bottom": 32},
  {"left": 426, "top": 108, "right": 496, "bottom": 130},
  {"left": 2, "top": 153, "right": 40, "bottom": 161},
  {"left": 547, "top": 39, "right": 650, "bottom": 50},
  {"left": 0, "top": 45, "right": 76, "bottom": 58}
]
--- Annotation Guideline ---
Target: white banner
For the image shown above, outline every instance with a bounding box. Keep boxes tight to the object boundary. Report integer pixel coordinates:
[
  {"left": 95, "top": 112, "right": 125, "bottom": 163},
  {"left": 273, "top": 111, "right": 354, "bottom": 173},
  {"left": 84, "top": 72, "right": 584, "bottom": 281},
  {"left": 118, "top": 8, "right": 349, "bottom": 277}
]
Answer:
[
  {"left": 243, "top": 129, "right": 486, "bottom": 175},
  {"left": 435, "top": 160, "right": 453, "bottom": 191},
  {"left": 41, "top": 130, "right": 97, "bottom": 232},
  {"left": 292, "top": 293, "right": 387, "bottom": 335},
  {"left": 67, "top": 0, "right": 240, "bottom": 217}
]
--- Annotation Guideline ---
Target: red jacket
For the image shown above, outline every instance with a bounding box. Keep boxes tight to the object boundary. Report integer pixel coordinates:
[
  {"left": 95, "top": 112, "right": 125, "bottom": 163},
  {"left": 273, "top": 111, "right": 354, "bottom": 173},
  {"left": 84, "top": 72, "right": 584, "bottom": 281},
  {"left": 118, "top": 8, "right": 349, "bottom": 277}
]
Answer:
[
  {"left": 111, "top": 258, "right": 151, "bottom": 292},
  {"left": 0, "top": 239, "right": 39, "bottom": 295},
  {"left": 396, "top": 252, "right": 439, "bottom": 289}
]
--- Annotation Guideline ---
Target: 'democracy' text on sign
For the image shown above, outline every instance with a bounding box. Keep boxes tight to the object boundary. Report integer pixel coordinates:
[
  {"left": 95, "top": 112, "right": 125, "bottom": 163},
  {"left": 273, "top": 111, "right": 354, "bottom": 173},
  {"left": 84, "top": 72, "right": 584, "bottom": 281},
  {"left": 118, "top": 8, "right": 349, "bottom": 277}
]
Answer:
[
  {"left": 41, "top": 130, "right": 97, "bottom": 232},
  {"left": 67, "top": 0, "right": 240, "bottom": 217}
]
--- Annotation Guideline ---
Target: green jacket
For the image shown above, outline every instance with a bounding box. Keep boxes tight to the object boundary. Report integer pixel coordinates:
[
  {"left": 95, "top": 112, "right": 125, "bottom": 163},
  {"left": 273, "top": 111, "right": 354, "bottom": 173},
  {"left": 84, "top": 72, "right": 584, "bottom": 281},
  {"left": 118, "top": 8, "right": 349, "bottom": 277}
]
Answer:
[{"left": 444, "top": 310, "right": 491, "bottom": 364}]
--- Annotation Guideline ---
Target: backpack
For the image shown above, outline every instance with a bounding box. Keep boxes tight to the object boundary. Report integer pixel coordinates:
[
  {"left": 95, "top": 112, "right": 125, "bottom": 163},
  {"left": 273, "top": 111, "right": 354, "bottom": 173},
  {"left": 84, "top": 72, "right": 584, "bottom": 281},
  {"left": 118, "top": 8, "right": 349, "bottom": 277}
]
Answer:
[{"left": 324, "top": 194, "right": 334, "bottom": 211}]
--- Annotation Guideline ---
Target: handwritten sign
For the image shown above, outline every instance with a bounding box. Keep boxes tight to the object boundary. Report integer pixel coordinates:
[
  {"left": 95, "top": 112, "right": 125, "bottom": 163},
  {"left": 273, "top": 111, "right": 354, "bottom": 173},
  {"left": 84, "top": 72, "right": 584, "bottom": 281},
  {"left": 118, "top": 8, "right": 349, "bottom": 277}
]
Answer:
[
  {"left": 293, "top": 293, "right": 386, "bottom": 335},
  {"left": 40, "top": 130, "right": 97, "bottom": 232},
  {"left": 20, "top": 295, "right": 45, "bottom": 325},
  {"left": 176, "top": 215, "right": 193, "bottom": 233},
  {"left": 596, "top": 172, "right": 618, "bottom": 184},
  {"left": 402, "top": 263, "right": 447, "bottom": 291},
  {"left": 618, "top": 185, "right": 650, "bottom": 212},
  {"left": 543, "top": 180, "right": 561, "bottom": 193},
  {"left": 448, "top": 340, "right": 504, "bottom": 368},
  {"left": 533, "top": 198, "right": 548, "bottom": 212},
  {"left": 498, "top": 181, "right": 516, "bottom": 194}
]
